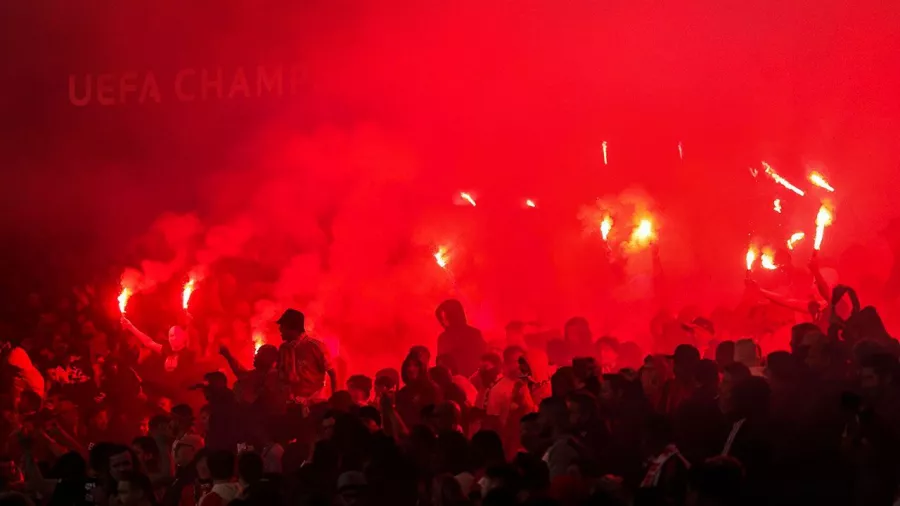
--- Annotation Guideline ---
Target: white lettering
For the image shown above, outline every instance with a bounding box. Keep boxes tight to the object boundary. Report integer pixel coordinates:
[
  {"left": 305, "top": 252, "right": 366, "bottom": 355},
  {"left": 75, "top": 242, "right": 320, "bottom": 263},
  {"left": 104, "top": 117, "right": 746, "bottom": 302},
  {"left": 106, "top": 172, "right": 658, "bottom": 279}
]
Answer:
[
  {"left": 201, "top": 67, "right": 223, "bottom": 100},
  {"left": 68, "top": 74, "right": 91, "bottom": 106},
  {"left": 257, "top": 65, "right": 284, "bottom": 97},
  {"left": 139, "top": 72, "right": 162, "bottom": 104},
  {"left": 174, "top": 69, "right": 196, "bottom": 102},
  {"left": 97, "top": 74, "right": 115, "bottom": 106},
  {"left": 228, "top": 67, "right": 251, "bottom": 99},
  {"left": 119, "top": 72, "right": 138, "bottom": 104}
]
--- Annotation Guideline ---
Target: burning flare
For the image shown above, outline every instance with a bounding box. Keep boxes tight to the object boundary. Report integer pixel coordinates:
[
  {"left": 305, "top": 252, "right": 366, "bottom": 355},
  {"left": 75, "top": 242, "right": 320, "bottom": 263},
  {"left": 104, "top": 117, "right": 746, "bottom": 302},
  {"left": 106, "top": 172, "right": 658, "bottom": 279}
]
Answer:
[
  {"left": 602, "top": 141, "right": 608, "bottom": 165},
  {"left": 600, "top": 215, "right": 613, "bottom": 241},
  {"left": 182, "top": 278, "right": 196, "bottom": 311},
  {"left": 460, "top": 192, "right": 477, "bottom": 207},
  {"left": 629, "top": 218, "right": 655, "bottom": 248},
  {"left": 525, "top": 199, "right": 536, "bottom": 208},
  {"left": 808, "top": 171, "right": 835, "bottom": 192},
  {"left": 117, "top": 287, "right": 132, "bottom": 315},
  {"left": 760, "top": 248, "right": 778, "bottom": 270},
  {"left": 773, "top": 199, "right": 782, "bottom": 213},
  {"left": 762, "top": 162, "right": 805, "bottom": 196},
  {"left": 252, "top": 332, "right": 265, "bottom": 353},
  {"left": 678, "top": 141, "right": 683, "bottom": 161},
  {"left": 434, "top": 247, "right": 449, "bottom": 269},
  {"left": 814, "top": 204, "right": 834, "bottom": 250},
  {"left": 745, "top": 247, "right": 757, "bottom": 271},
  {"left": 787, "top": 232, "right": 805, "bottom": 250}
]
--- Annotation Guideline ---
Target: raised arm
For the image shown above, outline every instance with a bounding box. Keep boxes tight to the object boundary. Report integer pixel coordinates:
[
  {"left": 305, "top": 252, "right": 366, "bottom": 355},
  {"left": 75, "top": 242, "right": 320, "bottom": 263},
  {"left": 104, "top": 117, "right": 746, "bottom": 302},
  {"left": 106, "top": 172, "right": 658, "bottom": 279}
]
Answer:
[
  {"left": 219, "top": 346, "right": 248, "bottom": 377},
  {"left": 121, "top": 316, "right": 163, "bottom": 354}
]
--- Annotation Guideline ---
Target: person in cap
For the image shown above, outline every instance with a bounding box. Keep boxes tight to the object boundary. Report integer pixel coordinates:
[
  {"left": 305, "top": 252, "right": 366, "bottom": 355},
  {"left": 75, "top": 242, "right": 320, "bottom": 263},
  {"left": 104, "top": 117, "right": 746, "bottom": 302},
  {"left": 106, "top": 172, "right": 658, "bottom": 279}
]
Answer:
[{"left": 275, "top": 309, "right": 336, "bottom": 402}]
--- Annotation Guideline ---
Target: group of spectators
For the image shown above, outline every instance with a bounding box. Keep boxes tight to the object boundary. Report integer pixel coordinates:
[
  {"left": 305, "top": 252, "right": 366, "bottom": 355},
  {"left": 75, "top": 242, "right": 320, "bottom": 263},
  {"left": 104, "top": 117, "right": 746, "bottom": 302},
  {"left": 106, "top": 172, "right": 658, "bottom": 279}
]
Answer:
[{"left": 2, "top": 269, "right": 900, "bottom": 506}]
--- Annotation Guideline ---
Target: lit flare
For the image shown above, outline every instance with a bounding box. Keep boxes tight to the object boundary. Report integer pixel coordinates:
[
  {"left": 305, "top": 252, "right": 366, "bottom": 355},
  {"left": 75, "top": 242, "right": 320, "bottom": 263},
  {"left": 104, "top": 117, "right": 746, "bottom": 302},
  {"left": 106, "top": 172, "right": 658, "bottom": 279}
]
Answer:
[
  {"left": 762, "top": 162, "right": 805, "bottom": 196},
  {"left": 809, "top": 171, "right": 835, "bottom": 192},
  {"left": 182, "top": 278, "right": 196, "bottom": 311},
  {"left": 460, "top": 192, "right": 477, "bottom": 207},
  {"left": 600, "top": 215, "right": 613, "bottom": 241},
  {"left": 629, "top": 218, "right": 655, "bottom": 248},
  {"left": 525, "top": 199, "right": 536, "bottom": 208},
  {"left": 745, "top": 247, "right": 757, "bottom": 271},
  {"left": 761, "top": 248, "right": 777, "bottom": 270},
  {"left": 434, "top": 247, "right": 449, "bottom": 269},
  {"left": 678, "top": 141, "right": 683, "bottom": 161},
  {"left": 118, "top": 287, "right": 132, "bottom": 314},
  {"left": 814, "top": 205, "right": 833, "bottom": 251},
  {"left": 787, "top": 232, "right": 805, "bottom": 250},
  {"left": 252, "top": 332, "right": 265, "bottom": 353},
  {"left": 773, "top": 199, "right": 782, "bottom": 213},
  {"left": 602, "top": 141, "right": 608, "bottom": 165}
]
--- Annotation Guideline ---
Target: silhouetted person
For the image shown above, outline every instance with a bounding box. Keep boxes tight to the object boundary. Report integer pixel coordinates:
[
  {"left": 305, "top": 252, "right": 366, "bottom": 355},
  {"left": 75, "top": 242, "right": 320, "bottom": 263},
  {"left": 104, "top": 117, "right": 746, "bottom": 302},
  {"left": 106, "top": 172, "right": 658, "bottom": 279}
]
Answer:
[{"left": 435, "top": 300, "right": 486, "bottom": 378}]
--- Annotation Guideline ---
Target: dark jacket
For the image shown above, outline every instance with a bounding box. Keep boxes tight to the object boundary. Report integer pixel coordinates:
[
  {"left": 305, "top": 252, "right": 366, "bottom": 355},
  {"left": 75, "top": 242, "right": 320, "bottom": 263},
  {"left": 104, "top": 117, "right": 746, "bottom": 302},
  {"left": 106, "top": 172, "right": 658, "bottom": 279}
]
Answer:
[
  {"left": 396, "top": 355, "right": 442, "bottom": 427},
  {"left": 435, "top": 300, "right": 486, "bottom": 377}
]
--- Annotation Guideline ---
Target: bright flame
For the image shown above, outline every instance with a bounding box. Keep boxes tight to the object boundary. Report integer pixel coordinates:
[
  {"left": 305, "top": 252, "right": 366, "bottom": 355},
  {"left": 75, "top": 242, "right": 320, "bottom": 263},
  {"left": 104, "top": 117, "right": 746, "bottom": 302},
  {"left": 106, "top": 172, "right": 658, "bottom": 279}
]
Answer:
[
  {"left": 602, "top": 141, "right": 608, "bottom": 165},
  {"left": 600, "top": 215, "right": 613, "bottom": 241},
  {"left": 762, "top": 161, "right": 805, "bottom": 196},
  {"left": 787, "top": 232, "right": 805, "bottom": 250},
  {"left": 629, "top": 218, "right": 654, "bottom": 247},
  {"left": 745, "top": 247, "right": 757, "bottom": 271},
  {"left": 773, "top": 199, "right": 782, "bottom": 213},
  {"left": 117, "top": 287, "right": 132, "bottom": 314},
  {"left": 182, "top": 278, "right": 196, "bottom": 311},
  {"left": 252, "top": 332, "right": 265, "bottom": 353},
  {"left": 434, "top": 247, "right": 449, "bottom": 269},
  {"left": 460, "top": 192, "right": 477, "bottom": 207},
  {"left": 760, "top": 248, "right": 778, "bottom": 270},
  {"left": 525, "top": 199, "right": 536, "bottom": 208},
  {"left": 814, "top": 204, "right": 834, "bottom": 250},
  {"left": 677, "top": 141, "right": 683, "bottom": 161},
  {"left": 808, "top": 171, "right": 835, "bottom": 192}
]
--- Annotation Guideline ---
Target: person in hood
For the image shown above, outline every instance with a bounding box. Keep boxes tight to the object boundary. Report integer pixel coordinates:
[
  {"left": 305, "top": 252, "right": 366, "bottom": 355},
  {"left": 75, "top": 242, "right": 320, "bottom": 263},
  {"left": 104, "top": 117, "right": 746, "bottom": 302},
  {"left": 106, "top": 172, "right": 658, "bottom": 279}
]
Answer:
[
  {"left": 395, "top": 353, "right": 441, "bottom": 428},
  {"left": 435, "top": 300, "right": 486, "bottom": 378}
]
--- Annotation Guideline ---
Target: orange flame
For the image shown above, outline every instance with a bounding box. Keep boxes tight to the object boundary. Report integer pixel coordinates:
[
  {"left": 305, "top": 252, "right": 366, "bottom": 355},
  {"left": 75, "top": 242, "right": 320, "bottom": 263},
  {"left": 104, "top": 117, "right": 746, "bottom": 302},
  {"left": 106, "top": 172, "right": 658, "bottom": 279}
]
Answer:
[
  {"left": 809, "top": 171, "right": 835, "bottom": 192},
  {"left": 602, "top": 141, "right": 608, "bottom": 165},
  {"left": 252, "top": 331, "right": 265, "bottom": 353},
  {"left": 182, "top": 278, "right": 196, "bottom": 311},
  {"left": 814, "top": 204, "right": 833, "bottom": 250},
  {"left": 434, "top": 247, "right": 449, "bottom": 269},
  {"left": 600, "top": 215, "right": 613, "bottom": 241},
  {"left": 760, "top": 248, "right": 778, "bottom": 270},
  {"left": 525, "top": 199, "right": 536, "bottom": 208},
  {"left": 117, "top": 287, "right": 132, "bottom": 314},
  {"left": 773, "top": 199, "right": 782, "bottom": 213},
  {"left": 745, "top": 247, "right": 757, "bottom": 271},
  {"left": 762, "top": 161, "right": 805, "bottom": 196},
  {"left": 460, "top": 192, "right": 477, "bottom": 207},
  {"left": 787, "top": 232, "right": 805, "bottom": 250},
  {"left": 629, "top": 218, "right": 655, "bottom": 248}
]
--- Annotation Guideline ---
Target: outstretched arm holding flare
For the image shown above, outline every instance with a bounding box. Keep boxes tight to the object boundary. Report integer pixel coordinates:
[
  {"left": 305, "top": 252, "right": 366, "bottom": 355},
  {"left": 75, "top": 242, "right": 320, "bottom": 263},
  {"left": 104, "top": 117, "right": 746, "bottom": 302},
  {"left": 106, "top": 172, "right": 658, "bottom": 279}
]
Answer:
[{"left": 120, "top": 316, "right": 163, "bottom": 354}]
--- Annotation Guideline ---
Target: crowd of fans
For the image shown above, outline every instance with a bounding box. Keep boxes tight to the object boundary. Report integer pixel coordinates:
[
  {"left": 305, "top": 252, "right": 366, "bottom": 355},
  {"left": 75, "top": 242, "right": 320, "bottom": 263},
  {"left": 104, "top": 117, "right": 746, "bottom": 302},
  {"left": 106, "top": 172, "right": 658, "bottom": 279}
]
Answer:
[{"left": 2, "top": 269, "right": 900, "bottom": 506}]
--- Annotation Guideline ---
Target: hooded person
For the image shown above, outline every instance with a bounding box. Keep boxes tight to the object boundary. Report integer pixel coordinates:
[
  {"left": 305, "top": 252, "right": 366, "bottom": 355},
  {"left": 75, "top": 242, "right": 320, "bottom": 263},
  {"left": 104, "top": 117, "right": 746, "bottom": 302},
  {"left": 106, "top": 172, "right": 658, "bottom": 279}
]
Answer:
[
  {"left": 395, "top": 353, "right": 442, "bottom": 428},
  {"left": 519, "top": 348, "right": 552, "bottom": 405},
  {"left": 435, "top": 300, "right": 487, "bottom": 378}
]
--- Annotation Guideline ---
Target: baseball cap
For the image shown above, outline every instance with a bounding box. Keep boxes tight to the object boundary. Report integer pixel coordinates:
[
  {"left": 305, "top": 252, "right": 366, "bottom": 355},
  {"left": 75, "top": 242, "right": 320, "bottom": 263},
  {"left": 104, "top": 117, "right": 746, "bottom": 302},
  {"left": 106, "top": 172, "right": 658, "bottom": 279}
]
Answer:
[
  {"left": 276, "top": 309, "right": 305, "bottom": 331},
  {"left": 681, "top": 317, "right": 715, "bottom": 335}
]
